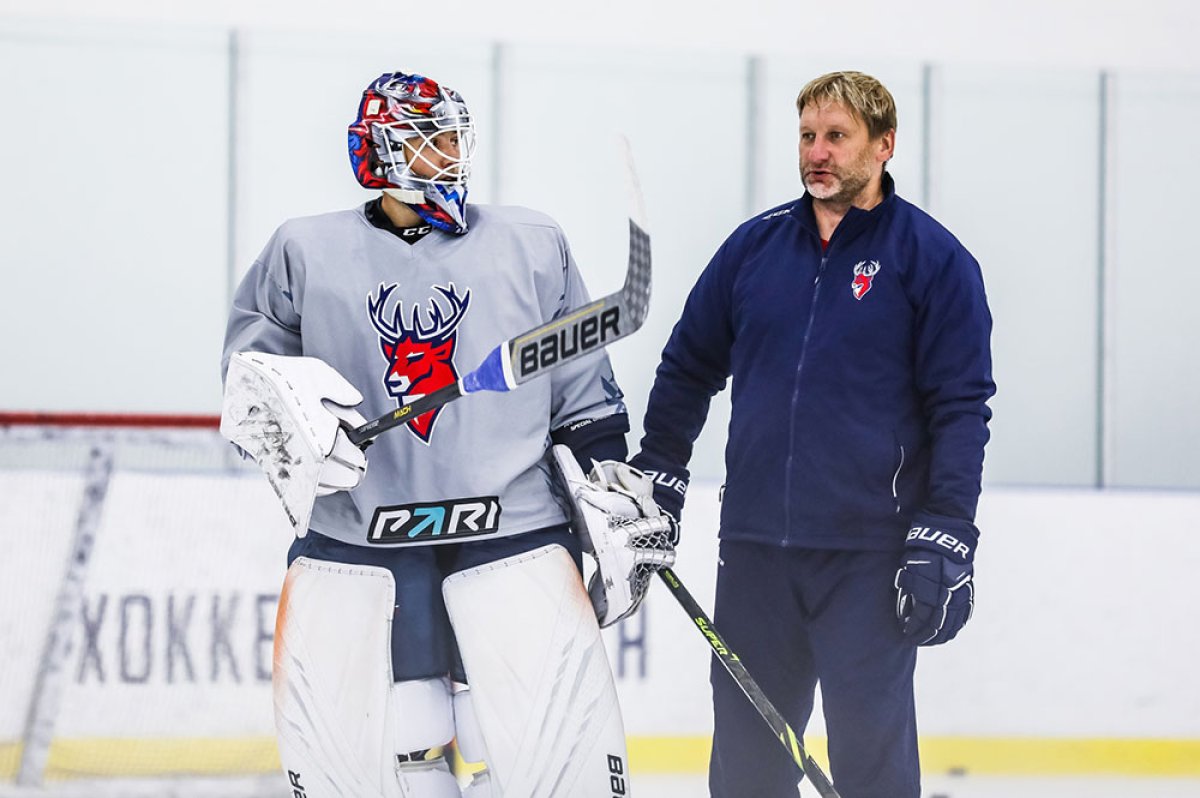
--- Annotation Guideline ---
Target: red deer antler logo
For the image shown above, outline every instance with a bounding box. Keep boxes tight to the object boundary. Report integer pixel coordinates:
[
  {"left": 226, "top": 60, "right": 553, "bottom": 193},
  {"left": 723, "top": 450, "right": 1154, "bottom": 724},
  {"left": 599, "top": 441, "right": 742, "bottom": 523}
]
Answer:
[
  {"left": 367, "top": 282, "right": 471, "bottom": 443},
  {"left": 851, "top": 260, "right": 881, "bottom": 301}
]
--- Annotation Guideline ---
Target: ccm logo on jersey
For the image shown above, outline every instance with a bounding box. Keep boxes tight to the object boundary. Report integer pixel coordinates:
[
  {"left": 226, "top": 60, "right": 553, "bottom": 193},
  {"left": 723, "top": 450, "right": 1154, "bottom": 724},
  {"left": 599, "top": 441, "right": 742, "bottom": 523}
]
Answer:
[
  {"left": 907, "top": 525, "right": 971, "bottom": 559},
  {"left": 369, "top": 497, "right": 502, "bottom": 544},
  {"left": 608, "top": 754, "right": 628, "bottom": 796},
  {"left": 517, "top": 306, "right": 621, "bottom": 380}
]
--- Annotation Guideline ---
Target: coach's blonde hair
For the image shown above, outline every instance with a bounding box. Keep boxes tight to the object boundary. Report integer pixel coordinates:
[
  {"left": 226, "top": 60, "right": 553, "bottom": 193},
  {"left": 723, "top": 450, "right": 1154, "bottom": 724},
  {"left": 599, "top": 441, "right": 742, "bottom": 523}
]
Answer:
[{"left": 796, "top": 71, "right": 897, "bottom": 139}]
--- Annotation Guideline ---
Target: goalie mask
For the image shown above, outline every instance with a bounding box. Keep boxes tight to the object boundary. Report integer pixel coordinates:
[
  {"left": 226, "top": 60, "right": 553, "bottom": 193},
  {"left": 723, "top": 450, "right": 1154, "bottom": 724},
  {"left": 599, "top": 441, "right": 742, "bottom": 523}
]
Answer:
[{"left": 348, "top": 71, "right": 477, "bottom": 235}]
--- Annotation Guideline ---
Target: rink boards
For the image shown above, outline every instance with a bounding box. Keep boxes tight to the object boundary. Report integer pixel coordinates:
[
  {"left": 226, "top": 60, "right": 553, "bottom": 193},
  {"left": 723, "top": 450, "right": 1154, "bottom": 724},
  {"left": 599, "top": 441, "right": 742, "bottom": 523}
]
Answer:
[{"left": 2, "top": 471, "right": 1199, "bottom": 781}]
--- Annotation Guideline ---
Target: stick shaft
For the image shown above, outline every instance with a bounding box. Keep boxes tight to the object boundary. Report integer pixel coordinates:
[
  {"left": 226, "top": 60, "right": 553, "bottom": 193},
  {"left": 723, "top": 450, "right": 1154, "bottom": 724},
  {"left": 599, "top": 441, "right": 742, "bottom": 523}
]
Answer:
[
  {"left": 657, "top": 568, "right": 842, "bottom": 798},
  {"left": 345, "top": 383, "right": 463, "bottom": 446}
]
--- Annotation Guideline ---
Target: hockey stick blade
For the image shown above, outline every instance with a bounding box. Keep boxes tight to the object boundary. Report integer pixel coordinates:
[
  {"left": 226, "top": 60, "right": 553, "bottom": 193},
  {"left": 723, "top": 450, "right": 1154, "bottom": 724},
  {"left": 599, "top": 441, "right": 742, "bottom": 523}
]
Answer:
[
  {"left": 347, "top": 136, "right": 649, "bottom": 447},
  {"left": 657, "top": 568, "right": 843, "bottom": 798}
]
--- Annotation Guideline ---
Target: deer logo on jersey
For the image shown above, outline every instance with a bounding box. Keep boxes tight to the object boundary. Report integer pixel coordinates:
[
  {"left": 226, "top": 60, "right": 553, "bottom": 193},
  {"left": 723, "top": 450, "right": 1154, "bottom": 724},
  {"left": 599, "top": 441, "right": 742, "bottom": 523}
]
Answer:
[
  {"left": 851, "top": 260, "right": 881, "bottom": 300},
  {"left": 368, "top": 282, "right": 471, "bottom": 443}
]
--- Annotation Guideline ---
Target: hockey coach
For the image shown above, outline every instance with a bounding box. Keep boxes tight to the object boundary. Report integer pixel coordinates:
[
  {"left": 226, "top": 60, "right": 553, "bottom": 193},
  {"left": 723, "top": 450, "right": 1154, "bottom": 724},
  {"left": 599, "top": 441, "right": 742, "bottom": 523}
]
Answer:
[{"left": 629, "top": 70, "right": 996, "bottom": 797}]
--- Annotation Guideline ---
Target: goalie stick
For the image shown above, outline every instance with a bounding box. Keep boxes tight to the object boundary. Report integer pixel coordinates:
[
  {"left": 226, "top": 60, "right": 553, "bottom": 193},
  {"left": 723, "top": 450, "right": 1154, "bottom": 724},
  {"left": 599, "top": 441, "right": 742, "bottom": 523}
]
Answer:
[
  {"left": 345, "top": 136, "right": 650, "bottom": 447},
  {"left": 657, "top": 567, "right": 842, "bottom": 798}
]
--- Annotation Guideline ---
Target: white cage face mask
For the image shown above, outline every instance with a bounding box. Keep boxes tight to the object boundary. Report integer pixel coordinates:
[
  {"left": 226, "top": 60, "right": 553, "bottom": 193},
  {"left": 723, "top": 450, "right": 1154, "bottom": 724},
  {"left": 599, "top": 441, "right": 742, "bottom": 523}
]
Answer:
[{"left": 375, "top": 115, "right": 476, "bottom": 192}]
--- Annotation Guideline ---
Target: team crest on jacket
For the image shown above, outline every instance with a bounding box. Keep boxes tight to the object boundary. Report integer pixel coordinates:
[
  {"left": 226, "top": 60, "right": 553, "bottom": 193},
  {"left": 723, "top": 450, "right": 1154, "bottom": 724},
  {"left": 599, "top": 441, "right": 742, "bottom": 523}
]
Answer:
[
  {"left": 851, "top": 260, "right": 881, "bottom": 300},
  {"left": 367, "top": 282, "right": 471, "bottom": 444}
]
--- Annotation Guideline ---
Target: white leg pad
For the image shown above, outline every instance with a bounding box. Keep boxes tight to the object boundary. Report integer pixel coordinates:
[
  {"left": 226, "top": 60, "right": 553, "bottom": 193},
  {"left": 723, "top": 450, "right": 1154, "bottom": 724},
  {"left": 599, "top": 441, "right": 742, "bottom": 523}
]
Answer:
[
  {"left": 443, "top": 544, "right": 630, "bottom": 797},
  {"left": 461, "top": 769, "right": 495, "bottom": 798},
  {"left": 274, "top": 557, "right": 397, "bottom": 797},
  {"left": 273, "top": 557, "right": 462, "bottom": 798},
  {"left": 392, "top": 677, "right": 454, "bottom": 754},
  {"left": 452, "top": 688, "right": 489, "bottom": 764},
  {"left": 453, "top": 687, "right": 496, "bottom": 797},
  {"left": 392, "top": 678, "right": 460, "bottom": 798},
  {"left": 396, "top": 758, "right": 462, "bottom": 798}
]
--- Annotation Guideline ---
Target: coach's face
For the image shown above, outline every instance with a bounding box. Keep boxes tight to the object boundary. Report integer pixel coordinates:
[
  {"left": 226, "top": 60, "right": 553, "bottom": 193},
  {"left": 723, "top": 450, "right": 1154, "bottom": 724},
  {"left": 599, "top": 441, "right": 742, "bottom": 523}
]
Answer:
[{"left": 799, "top": 100, "right": 893, "bottom": 207}]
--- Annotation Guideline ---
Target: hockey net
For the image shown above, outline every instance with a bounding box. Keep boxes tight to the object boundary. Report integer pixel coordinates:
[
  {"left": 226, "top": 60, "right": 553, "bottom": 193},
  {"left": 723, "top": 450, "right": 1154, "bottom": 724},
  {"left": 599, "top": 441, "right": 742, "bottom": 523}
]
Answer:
[{"left": 0, "top": 413, "right": 293, "bottom": 797}]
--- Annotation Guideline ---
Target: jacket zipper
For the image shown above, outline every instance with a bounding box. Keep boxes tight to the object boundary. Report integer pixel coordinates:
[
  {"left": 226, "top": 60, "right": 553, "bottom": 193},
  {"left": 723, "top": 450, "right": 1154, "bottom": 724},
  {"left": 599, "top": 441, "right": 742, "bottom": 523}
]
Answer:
[
  {"left": 783, "top": 254, "right": 828, "bottom": 543},
  {"left": 892, "top": 443, "right": 905, "bottom": 513}
]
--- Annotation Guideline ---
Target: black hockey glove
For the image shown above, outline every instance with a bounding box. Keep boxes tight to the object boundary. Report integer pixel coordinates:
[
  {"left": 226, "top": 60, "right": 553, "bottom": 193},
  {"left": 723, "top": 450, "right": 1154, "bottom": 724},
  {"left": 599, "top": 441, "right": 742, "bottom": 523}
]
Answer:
[
  {"left": 627, "top": 453, "right": 689, "bottom": 535},
  {"left": 895, "top": 514, "right": 977, "bottom": 646}
]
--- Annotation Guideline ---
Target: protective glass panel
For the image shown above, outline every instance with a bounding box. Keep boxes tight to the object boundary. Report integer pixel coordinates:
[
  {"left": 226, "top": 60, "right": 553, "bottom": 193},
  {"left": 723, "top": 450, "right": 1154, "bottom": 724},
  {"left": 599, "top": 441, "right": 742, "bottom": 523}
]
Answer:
[
  {"left": 759, "top": 58, "right": 925, "bottom": 212},
  {"left": 0, "top": 21, "right": 230, "bottom": 413},
  {"left": 935, "top": 65, "right": 1102, "bottom": 487},
  {"left": 1108, "top": 71, "right": 1200, "bottom": 488},
  {"left": 502, "top": 44, "right": 750, "bottom": 481}
]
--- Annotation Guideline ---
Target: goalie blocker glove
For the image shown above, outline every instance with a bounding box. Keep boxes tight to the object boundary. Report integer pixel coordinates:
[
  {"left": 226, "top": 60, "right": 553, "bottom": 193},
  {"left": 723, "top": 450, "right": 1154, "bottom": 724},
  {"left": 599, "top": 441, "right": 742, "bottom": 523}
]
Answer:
[
  {"left": 894, "top": 513, "right": 977, "bottom": 646},
  {"left": 551, "top": 445, "right": 677, "bottom": 627}
]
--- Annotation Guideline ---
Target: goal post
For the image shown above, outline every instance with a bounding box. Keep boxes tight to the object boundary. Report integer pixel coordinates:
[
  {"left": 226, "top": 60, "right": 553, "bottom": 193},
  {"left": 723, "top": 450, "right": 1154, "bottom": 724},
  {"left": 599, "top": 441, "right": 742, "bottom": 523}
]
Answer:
[{"left": 0, "top": 412, "right": 292, "bottom": 794}]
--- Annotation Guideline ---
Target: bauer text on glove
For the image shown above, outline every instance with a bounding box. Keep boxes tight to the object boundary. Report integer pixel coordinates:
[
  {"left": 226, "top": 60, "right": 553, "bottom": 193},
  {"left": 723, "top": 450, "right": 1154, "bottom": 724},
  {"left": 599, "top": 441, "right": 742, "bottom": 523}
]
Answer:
[
  {"left": 894, "top": 515, "right": 977, "bottom": 646},
  {"left": 626, "top": 452, "right": 688, "bottom": 533}
]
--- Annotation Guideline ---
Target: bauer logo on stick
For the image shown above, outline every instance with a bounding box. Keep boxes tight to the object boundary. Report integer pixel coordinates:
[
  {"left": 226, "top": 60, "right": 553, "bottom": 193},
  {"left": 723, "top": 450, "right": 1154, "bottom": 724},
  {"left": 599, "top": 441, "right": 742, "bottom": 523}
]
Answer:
[{"left": 514, "top": 304, "right": 622, "bottom": 380}]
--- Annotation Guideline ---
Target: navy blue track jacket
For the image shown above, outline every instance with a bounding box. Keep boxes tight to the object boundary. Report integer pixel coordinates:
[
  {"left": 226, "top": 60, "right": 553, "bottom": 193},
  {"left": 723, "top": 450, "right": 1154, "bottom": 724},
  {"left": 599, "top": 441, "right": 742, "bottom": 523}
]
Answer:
[{"left": 637, "top": 174, "right": 995, "bottom": 551}]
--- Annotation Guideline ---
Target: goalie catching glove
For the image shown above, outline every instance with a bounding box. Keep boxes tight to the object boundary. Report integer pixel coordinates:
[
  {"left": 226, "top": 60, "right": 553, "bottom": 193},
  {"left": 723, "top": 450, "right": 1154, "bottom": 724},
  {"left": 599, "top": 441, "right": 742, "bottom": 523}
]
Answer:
[
  {"left": 221, "top": 353, "right": 369, "bottom": 532},
  {"left": 551, "top": 445, "right": 677, "bottom": 627}
]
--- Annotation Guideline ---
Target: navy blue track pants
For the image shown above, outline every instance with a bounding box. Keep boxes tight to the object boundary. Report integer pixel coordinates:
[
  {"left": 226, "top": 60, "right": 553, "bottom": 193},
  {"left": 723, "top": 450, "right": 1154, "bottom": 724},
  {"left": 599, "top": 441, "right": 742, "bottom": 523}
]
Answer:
[{"left": 708, "top": 541, "right": 920, "bottom": 798}]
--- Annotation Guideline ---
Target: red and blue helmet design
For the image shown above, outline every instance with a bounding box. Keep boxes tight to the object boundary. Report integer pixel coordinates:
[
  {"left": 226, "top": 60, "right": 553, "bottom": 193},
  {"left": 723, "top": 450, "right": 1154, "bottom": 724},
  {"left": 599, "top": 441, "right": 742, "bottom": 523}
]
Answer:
[
  {"left": 367, "top": 282, "right": 472, "bottom": 443},
  {"left": 348, "top": 72, "right": 476, "bottom": 235}
]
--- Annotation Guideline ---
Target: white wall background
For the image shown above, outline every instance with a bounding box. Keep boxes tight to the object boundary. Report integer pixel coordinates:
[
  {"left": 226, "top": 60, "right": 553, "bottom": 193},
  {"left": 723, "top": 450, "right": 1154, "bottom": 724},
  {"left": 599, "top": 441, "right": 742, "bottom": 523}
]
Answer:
[
  {"left": 5, "top": 0, "right": 1200, "bottom": 71},
  {"left": 3, "top": 462, "right": 1198, "bottom": 763}
]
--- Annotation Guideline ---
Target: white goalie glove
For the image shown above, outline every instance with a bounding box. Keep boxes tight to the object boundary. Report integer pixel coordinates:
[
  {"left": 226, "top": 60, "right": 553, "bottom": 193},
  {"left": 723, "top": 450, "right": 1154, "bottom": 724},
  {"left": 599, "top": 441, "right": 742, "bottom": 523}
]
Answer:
[
  {"left": 221, "top": 353, "right": 369, "bottom": 533},
  {"left": 314, "top": 404, "right": 370, "bottom": 497},
  {"left": 551, "top": 444, "right": 677, "bottom": 627}
]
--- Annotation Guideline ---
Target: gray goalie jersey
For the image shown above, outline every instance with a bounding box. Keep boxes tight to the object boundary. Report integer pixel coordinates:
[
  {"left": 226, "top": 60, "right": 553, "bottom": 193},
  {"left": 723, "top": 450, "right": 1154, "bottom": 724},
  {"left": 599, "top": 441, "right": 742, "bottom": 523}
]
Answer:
[{"left": 222, "top": 202, "right": 626, "bottom": 548}]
